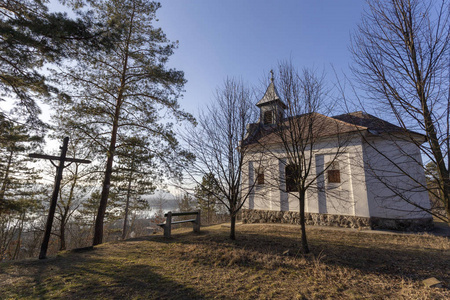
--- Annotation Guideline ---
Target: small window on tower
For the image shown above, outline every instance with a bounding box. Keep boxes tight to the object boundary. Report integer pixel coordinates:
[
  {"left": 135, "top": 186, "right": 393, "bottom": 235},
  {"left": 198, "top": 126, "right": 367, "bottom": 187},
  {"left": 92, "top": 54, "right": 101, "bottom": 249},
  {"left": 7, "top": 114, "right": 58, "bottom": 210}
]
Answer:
[
  {"left": 263, "top": 110, "right": 273, "bottom": 125},
  {"left": 327, "top": 161, "right": 341, "bottom": 183},
  {"left": 256, "top": 168, "right": 264, "bottom": 185}
]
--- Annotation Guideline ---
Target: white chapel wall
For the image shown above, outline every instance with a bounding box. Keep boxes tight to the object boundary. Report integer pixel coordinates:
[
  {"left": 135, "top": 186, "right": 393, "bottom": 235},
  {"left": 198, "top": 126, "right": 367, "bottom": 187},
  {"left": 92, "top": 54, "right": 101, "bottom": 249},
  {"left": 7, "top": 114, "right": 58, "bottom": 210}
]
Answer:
[
  {"left": 243, "top": 134, "right": 371, "bottom": 217},
  {"left": 363, "top": 136, "right": 431, "bottom": 219},
  {"left": 306, "top": 136, "right": 369, "bottom": 217}
]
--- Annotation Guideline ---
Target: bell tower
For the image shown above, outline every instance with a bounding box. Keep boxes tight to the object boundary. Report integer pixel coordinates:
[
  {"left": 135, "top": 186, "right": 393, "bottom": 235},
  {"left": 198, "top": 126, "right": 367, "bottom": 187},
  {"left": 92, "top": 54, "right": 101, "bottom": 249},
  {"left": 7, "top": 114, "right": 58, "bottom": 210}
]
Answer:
[{"left": 256, "top": 70, "right": 286, "bottom": 126}]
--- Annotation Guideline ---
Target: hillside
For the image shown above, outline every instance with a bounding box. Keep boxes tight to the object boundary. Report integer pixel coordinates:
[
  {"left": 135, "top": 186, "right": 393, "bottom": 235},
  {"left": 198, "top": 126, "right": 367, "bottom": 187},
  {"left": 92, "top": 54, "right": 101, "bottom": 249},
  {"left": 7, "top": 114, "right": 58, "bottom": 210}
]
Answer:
[{"left": 0, "top": 224, "right": 449, "bottom": 299}]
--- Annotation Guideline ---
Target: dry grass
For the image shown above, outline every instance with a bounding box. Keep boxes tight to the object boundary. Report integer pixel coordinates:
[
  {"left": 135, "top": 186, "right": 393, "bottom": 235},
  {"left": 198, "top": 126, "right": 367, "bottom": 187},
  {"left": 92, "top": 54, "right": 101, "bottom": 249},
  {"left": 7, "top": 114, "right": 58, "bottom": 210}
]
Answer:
[{"left": 0, "top": 224, "right": 449, "bottom": 299}]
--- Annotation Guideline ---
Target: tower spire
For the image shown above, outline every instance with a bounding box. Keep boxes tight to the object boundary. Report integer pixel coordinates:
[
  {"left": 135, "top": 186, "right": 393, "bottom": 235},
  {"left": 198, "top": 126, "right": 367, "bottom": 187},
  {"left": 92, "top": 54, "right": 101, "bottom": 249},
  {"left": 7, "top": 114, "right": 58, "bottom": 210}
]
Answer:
[{"left": 256, "top": 71, "right": 286, "bottom": 126}]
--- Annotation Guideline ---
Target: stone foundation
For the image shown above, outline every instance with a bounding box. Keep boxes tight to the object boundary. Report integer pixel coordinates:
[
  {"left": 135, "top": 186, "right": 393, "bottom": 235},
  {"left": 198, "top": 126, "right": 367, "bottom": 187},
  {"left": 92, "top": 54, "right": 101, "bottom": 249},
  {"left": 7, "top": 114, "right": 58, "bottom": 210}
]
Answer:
[
  {"left": 241, "top": 209, "right": 434, "bottom": 231},
  {"left": 370, "top": 216, "right": 434, "bottom": 231}
]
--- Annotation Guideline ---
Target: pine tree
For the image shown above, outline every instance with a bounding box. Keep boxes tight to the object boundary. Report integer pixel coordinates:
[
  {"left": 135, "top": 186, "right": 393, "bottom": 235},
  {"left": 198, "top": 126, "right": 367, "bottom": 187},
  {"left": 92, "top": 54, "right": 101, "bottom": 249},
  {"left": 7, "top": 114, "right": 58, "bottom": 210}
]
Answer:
[
  {"left": 178, "top": 193, "right": 195, "bottom": 213},
  {"left": 77, "top": 190, "right": 121, "bottom": 228},
  {"left": 112, "top": 136, "right": 155, "bottom": 239},
  {"left": 0, "top": 115, "right": 43, "bottom": 212},
  {"left": 53, "top": 0, "right": 194, "bottom": 245},
  {"left": 194, "top": 173, "right": 221, "bottom": 224},
  {"left": 0, "top": 0, "right": 113, "bottom": 126},
  {"left": 0, "top": 114, "right": 45, "bottom": 260}
]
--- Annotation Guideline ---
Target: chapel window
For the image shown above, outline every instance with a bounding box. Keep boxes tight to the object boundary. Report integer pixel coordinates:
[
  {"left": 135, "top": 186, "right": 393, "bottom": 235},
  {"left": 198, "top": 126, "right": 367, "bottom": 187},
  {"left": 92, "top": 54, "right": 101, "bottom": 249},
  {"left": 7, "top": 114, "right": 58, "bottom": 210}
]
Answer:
[
  {"left": 285, "top": 164, "right": 298, "bottom": 192},
  {"left": 263, "top": 110, "right": 273, "bottom": 125},
  {"left": 256, "top": 168, "right": 264, "bottom": 185},
  {"left": 327, "top": 161, "right": 341, "bottom": 183}
]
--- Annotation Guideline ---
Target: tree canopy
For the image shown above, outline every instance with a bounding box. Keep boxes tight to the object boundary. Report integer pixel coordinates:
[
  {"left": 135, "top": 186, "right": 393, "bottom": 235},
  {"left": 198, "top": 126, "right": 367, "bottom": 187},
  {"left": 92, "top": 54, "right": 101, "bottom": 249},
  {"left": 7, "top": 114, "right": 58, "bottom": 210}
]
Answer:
[{"left": 0, "top": 0, "right": 113, "bottom": 127}]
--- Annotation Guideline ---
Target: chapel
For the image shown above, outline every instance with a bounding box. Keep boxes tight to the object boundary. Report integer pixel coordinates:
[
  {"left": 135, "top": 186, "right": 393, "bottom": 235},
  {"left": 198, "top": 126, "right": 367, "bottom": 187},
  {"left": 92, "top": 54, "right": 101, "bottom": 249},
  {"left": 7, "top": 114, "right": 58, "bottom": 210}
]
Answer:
[{"left": 241, "top": 76, "right": 433, "bottom": 231}]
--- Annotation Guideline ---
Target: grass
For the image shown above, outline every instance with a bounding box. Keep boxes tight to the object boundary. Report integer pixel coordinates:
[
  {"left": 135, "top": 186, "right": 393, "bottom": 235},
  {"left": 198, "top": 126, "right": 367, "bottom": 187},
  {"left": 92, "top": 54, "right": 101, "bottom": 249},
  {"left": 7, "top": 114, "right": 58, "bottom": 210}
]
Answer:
[{"left": 0, "top": 224, "right": 449, "bottom": 299}]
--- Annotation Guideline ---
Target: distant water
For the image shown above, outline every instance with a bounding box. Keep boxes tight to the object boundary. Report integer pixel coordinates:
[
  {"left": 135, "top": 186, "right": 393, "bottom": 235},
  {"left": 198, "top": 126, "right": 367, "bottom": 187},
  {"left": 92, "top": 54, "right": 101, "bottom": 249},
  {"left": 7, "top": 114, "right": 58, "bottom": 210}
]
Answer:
[
  {"left": 147, "top": 198, "right": 179, "bottom": 212},
  {"left": 140, "top": 192, "right": 180, "bottom": 218}
]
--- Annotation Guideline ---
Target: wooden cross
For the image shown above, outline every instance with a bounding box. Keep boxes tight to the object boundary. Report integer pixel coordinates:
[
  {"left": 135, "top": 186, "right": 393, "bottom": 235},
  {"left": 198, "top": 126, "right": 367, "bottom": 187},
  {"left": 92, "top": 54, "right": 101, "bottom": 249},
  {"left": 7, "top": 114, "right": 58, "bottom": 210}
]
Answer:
[{"left": 29, "top": 137, "right": 91, "bottom": 259}]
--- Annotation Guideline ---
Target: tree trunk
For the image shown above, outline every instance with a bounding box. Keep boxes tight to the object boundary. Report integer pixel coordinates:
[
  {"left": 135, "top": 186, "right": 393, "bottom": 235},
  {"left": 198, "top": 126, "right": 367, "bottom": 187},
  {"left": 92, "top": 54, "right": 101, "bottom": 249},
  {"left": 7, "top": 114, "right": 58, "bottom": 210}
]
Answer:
[
  {"left": 419, "top": 89, "right": 450, "bottom": 221},
  {"left": 408, "top": 33, "right": 450, "bottom": 222},
  {"left": 92, "top": 8, "right": 133, "bottom": 246},
  {"left": 122, "top": 203, "right": 129, "bottom": 240},
  {"left": 299, "top": 190, "right": 310, "bottom": 254},
  {"left": 60, "top": 164, "right": 78, "bottom": 250},
  {"left": 12, "top": 212, "right": 25, "bottom": 260},
  {"left": 207, "top": 197, "right": 210, "bottom": 225},
  {"left": 230, "top": 213, "right": 236, "bottom": 240},
  {"left": 93, "top": 116, "right": 120, "bottom": 246},
  {"left": 0, "top": 149, "right": 14, "bottom": 205},
  {"left": 422, "top": 100, "right": 450, "bottom": 222},
  {"left": 122, "top": 170, "right": 133, "bottom": 240},
  {"left": 59, "top": 212, "right": 67, "bottom": 251}
]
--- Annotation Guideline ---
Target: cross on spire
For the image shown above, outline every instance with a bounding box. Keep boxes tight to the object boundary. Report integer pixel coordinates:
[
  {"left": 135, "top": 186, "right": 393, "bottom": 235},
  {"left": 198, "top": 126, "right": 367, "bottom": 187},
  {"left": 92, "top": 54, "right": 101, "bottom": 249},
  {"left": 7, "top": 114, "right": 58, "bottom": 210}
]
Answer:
[{"left": 270, "top": 70, "right": 274, "bottom": 83}]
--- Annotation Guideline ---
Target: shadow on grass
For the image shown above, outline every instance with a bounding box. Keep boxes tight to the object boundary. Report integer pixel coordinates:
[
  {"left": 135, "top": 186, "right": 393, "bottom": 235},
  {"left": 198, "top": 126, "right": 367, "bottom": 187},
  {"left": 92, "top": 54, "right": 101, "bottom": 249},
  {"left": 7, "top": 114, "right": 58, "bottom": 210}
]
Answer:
[
  {"left": 139, "top": 225, "right": 450, "bottom": 284},
  {"left": 3, "top": 225, "right": 447, "bottom": 299},
  {"left": 0, "top": 247, "right": 204, "bottom": 299}
]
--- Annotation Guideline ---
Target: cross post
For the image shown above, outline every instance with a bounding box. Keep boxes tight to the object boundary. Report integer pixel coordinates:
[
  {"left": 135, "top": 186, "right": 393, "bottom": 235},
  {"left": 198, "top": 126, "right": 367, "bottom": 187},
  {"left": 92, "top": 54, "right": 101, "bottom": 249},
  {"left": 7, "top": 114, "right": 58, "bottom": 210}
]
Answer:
[{"left": 29, "top": 137, "right": 91, "bottom": 259}]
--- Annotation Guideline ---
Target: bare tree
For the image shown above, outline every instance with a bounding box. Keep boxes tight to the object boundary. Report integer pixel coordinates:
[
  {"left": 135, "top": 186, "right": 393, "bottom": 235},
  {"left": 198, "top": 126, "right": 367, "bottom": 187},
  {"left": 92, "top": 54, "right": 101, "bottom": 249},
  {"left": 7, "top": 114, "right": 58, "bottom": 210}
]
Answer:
[
  {"left": 351, "top": 0, "right": 450, "bottom": 222},
  {"left": 243, "top": 62, "right": 352, "bottom": 254},
  {"left": 183, "top": 78, "right": 259, "bottom": 240}
]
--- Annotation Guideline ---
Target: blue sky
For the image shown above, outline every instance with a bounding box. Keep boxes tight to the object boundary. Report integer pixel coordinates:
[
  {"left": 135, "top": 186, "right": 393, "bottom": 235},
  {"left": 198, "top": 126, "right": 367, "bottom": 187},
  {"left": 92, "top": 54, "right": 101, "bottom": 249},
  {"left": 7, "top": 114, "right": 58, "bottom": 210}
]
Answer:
[
  {"left": 155, "top": 0, "right": 367, "bottom": 115},
  {"left": 35, "top": 0, "right": 368, "bottom": 148},
  {"left": 45, "top": 0, "right": 367, "bottom": 117}
]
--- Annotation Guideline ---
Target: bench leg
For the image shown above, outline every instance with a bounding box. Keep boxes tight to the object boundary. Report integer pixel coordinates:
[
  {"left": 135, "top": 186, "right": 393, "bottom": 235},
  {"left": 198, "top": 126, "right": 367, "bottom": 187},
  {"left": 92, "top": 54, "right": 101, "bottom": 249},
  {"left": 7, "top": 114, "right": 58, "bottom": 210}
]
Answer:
[
  {"left": 193, "top": 211, "right": 201, "bottom": 233},
  {"left": 164, "top": 212, "right": 172, "bottom": 238}
]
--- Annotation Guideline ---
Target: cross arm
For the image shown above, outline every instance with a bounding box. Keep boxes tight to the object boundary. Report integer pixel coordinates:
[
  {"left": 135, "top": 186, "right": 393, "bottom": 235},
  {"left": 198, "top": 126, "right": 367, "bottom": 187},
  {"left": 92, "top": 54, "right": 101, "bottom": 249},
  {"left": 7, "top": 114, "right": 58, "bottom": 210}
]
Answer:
[{"left": 29, "top": 153, "right": 91, "bottom": 164}]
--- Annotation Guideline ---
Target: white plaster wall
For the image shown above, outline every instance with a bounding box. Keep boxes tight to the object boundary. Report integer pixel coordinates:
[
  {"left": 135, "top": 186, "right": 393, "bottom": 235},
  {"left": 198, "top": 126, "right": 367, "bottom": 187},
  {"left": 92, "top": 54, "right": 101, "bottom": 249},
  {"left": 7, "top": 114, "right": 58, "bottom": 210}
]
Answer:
[
  {"left": 313, "top": 152, "right": 355, "bottom": 215},
  {"left": 362, "top": 136, "right": 431, "bottom": 219},
  {"left": 243, "top": 154, "right": 281, "bottom": 211},
  {"left": 243, "top": 160, "right": 254, "bottom": 210},
  {"left": 347, "top": 137, "right": 370, "bottom": 217},
  {"left": 307, "top": 136, "right": 369, "bottom": 217},
  {"left": 242, "top": 132, "right": 431, "bottom": 220},
  {"left": 243, "top": 134, "right": 370, "bottom": 217}
]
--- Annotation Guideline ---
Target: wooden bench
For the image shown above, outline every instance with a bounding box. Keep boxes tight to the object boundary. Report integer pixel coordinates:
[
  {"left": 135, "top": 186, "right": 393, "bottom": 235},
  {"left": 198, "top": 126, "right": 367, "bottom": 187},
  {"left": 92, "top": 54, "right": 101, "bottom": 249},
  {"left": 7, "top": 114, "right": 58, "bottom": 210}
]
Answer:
[{"left": 157, "top": 211, "right": 201, "bottom": 238}]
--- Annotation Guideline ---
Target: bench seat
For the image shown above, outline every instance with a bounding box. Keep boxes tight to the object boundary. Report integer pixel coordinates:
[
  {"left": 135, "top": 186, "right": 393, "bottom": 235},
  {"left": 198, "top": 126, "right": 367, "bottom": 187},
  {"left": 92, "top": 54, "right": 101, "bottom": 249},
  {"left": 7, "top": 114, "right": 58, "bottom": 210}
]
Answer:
[
  {"left": 157, "top": 219, "right": 196, "bottom": 227},
  {"left": 158, "top": 211, "right": 201, "bottom": 237}
]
